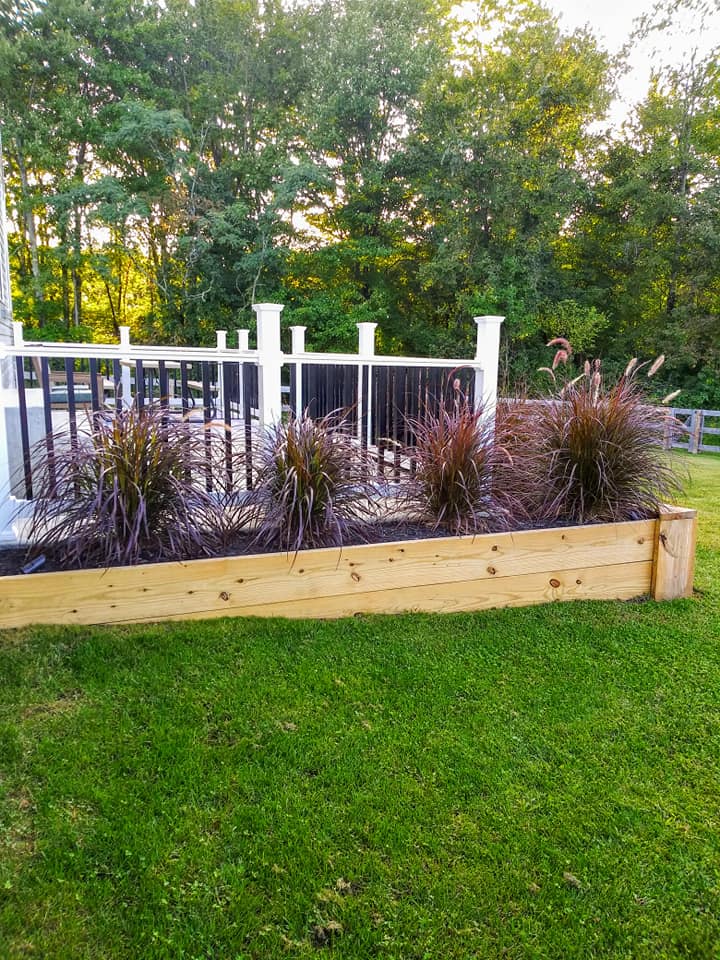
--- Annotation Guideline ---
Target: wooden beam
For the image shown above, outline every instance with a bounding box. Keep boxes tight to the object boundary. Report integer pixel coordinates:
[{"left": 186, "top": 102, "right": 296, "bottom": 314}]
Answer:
[
  {"left": 652, "top": 506, "right": 697, "bottom": 601},
  {"left": 117, "top": 560, "right": 655, "bottom": 623}
]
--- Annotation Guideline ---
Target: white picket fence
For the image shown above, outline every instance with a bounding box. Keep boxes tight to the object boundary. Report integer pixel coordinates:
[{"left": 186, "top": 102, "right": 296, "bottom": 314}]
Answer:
[{"left": 0, "top": 304, "right": 504, "bottom": 544}]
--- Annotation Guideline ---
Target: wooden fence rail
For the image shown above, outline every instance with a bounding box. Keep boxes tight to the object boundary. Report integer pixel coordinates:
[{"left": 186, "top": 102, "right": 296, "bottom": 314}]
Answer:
[{"left": 663, "top": 408, "right": 720, "bottom": 454}]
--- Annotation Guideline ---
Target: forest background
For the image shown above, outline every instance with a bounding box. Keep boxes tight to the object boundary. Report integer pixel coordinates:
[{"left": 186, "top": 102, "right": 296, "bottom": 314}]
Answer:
[{"left": 1, "top": 0, "right": 718, "bottom": 404}]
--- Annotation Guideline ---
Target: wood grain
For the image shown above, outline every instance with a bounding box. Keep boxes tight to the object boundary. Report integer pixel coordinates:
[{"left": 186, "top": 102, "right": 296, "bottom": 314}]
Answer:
[
  {"left": 118, "top": 560, "right": 654, "bottom": 622},
  {"left": 652, "top": 509, "right": 697, "bottom": 601},
  {"left": 0, "top": 518, "right": 662, "bottom": 628}
]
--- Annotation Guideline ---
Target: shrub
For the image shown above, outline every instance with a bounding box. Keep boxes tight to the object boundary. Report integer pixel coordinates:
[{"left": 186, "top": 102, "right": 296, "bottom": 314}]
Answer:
[
  {"left": 526, "top": 347, "right": 683, "bottom": 525},
  {"left": 401, "top": 384, "right": 515, "bottom": 535},
  {"left": 24, "top": 406, "right": 226, "bottom": 568},
  {"left": 249, "top": 411, "right": 376, "bottom": 552}
]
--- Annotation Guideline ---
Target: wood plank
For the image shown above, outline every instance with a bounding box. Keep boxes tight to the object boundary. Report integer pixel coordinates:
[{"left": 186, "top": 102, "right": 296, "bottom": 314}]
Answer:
[
  {"left": 658, "top": 504, "right": 697, "bottom": 522},
  {"left": 120, "top": 561, "right": 654, "bottom": 623},
  {"left": 0, "top": 521, "right": 656, "bottom": 628},
  {"left": 652, "top": 512, "right": 697, "bottom": 601}
]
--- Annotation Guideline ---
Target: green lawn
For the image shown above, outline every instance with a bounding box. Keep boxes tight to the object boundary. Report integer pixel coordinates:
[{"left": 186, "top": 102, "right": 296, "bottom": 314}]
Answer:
[{"left": 1, "top": 452, "right": 719, "bottom": 959}]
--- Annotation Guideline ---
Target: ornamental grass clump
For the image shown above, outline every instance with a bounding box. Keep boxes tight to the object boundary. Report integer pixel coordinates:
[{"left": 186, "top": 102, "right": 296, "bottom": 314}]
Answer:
[
  {"left": 250, "top": 411, "right": 376, "bottom": 553},
  {"left": 402, "top": 383, "right": 514, "bottom": 535},
  {"left": 24, "top": 406, "right": 224, "bottom": 568},
  {"left": 530, "top": 341, "right": 683, "bottom": 525}
]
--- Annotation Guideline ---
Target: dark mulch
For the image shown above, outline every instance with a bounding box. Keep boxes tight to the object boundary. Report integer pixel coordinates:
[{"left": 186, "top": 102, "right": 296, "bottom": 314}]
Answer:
[
  {"left": 0, "top": 522, "right": 451, "bottom": 578},
  {"left": 0, "top": 547, "right": 29, "bottom": 577},
  {"left": 0, "top": 513, "right": 637, "bottom": 579}
]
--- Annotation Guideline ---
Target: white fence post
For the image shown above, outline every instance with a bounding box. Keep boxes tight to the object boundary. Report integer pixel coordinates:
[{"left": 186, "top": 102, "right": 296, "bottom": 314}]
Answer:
[
  {"left": 357, "top": 322, "right": 377, "bottom": 446},
  {"left": 473, "top": 315, "right": 504, "bottom": 422},
  {"left": 253, "top": 303, "right": 284, "bottom": 427},
  {"left": 290, "top": 325, "right": 306, "bottom": 417},
  {"left": 119, "top": 325, "right": 132, "bottom": 407}
]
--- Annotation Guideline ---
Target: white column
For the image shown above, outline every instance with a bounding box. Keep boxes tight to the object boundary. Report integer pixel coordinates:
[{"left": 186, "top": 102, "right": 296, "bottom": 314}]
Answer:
[
  {"left": 237, "top": 329, "right": 250, "bottom": 352},
  {"left": 357, "top": 322, "right": 377, "bottom": 357},
  {"left": 289, "top": 325, "right": 306, "bottom": 417},
  {"left": 253, "top": 302, "right": 284, "bottom": 427},
  {"left": 119, "top": 325, "right": 132, "bottom": 407},
  {"left": 473, "top": 315, "right": 504, "bottom": 421}
]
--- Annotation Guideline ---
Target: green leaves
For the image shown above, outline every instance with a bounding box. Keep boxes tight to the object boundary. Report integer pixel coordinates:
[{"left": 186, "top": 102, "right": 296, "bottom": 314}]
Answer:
[{"left": 2, "top": 0, "right": 719, "bottom": 403}]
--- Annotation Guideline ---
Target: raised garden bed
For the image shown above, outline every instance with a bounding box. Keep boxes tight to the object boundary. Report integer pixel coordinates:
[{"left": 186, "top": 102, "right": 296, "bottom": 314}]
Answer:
[{"left": 0, "top": 506, "right": 697, "bottom": 629}]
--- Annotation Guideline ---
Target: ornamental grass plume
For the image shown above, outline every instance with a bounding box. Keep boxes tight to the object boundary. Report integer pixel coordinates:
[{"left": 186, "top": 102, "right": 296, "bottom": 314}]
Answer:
[{"left": 528, "top": 347, "right": 683, "bottom": 525}]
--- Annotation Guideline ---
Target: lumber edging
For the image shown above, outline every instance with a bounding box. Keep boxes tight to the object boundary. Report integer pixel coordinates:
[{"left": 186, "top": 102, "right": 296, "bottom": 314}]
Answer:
[{"left": 0, "top": 511, "right": 697, "bottom": 629}]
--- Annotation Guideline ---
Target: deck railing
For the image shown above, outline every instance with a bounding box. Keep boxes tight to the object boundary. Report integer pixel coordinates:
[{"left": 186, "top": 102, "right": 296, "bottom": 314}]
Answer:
[{"left": 0, "top": 304, "right": 503, "bottom": 543}]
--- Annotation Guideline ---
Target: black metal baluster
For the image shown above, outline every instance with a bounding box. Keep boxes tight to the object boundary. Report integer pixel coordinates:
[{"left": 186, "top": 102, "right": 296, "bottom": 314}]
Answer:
[
  {"left": 343, "top": 365, "right": 354, "bottom": 426},
  {"left": 289, "top": 362, "right": 297, "bottom": 418},
  {"left": 393, "top": 366, "right": 403, "bottom": 481},
  {"left": 376, "top": 367, "right": 386, "bottom": 478},
  {"left": 158, "top": 360, "right": 169, "bottom": 410},
  {"left": 243, "top": 362, "right": 254, "bottom": 490},
  {"left": 306, "top": 365, "right": 316, "bottom": 419},
  {"left": 112, "top": 359, "right": 122, "bottom": 412},
  {"left": 360, "top": 364, "right": 369, "bottom": 458},
  {"left": 135, "top": 360, "right": 145, "bottom": 409},
  {"left": 223, "top": 361, "right": 233, "bottom": 492},
  {"left": 15, "top": 357, "right": 33, "bottom": 499},
  {"left": 89, "top": 358, "right": 101, "bottom": 414},
  {"left": 64, "top": 358, "right": 78, "bottom": 448},
  {"left": 180, "top": 362, "right": 191, "bottom": 417},
  {"left": 300, "top": 365, "right": 307, "bottom": 419},
  {"left": 201, "top": 362, "right": 213, "bottom": 492},
  {"left": 39, "top": 358, "right": 56, "bottom": 489}
]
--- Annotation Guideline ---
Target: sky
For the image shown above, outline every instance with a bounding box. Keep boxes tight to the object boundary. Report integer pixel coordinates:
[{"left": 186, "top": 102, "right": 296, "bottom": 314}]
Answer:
[{"left": 543, "top": 0, "right": 719, "bottom": 125}]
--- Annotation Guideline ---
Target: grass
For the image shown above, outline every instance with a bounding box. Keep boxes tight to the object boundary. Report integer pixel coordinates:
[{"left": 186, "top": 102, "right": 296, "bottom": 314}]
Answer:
[{"left": 0, "top": 451, "right": 719, "bottom": 959}]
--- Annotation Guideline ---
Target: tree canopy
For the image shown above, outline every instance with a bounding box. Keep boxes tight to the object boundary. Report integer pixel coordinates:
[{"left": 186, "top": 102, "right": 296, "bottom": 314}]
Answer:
[{"left": 1, "top": 0, "right": 719, "bottom": 404}]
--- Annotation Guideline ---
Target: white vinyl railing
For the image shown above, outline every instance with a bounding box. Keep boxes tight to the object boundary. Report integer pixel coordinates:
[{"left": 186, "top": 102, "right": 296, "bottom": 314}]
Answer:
[{"left": 0, "top": 304, "right": 503, "bottom": 543}]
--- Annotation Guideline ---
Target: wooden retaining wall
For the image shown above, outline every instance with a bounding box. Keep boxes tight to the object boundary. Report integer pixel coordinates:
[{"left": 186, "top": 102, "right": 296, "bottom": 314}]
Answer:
[{"left": 0, "top": 507, "right": 697, "bottom": 630}]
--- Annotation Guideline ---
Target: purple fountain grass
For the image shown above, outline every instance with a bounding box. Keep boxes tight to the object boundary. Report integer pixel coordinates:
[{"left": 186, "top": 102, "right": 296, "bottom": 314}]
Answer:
[
  {"left": 23, "top": 406, "right": 230, "bottom": 568},
  {"left": 401, "top": 384, "right": 522, "bottom": 535},
  {"left": 249, "top": 411, "right": 377, "bottom": 553},
  {"left": 525, "top": 351, "right": 684, "bottom": 525}
]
